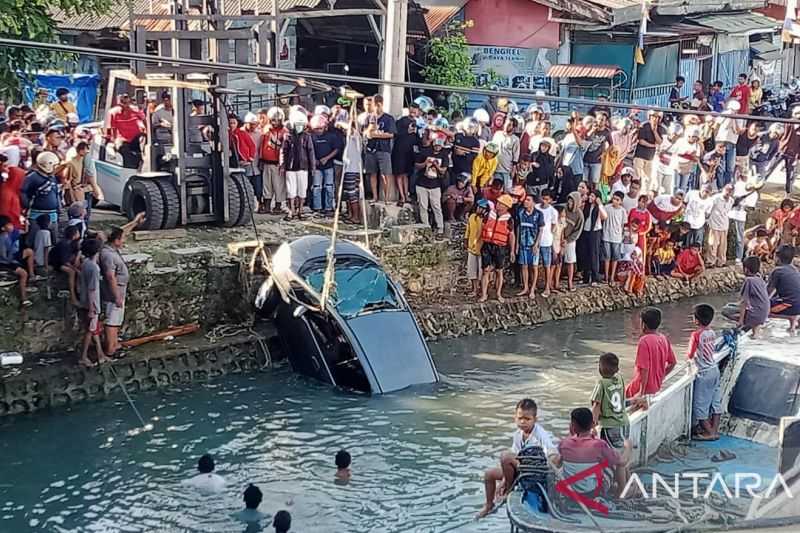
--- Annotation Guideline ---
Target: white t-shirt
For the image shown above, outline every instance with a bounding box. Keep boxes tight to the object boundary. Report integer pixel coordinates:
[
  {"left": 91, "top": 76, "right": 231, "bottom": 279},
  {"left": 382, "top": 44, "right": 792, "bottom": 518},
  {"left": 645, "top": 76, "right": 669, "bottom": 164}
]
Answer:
[
  {"left": 537, "top": 204, "right": 558, "bottom": 247},
  {"left": 708, "top": 193, "right": 734, "bottom": 231},
  {"left": 611, "top": 181, "right": 629, "bottom": 195},
  {"left": 683, "top": 190, "right": 713, "bottom": 230},
  {"left": 715, "top": 115, "right": 743, "bottom": 145},
  {"left": 670, "top": 138, "right": 702, "bottom": 175},
  {"left": 511, "top": 424, "right": 557, "bottom": 456},
  {"left": 602, "top": 204, "right": 627, "bottom": 243},
  {"left": 34, "top": 229, "right": 52, "bottom": 267},
  {"left": 182, "top": 473, "right": 227, "bottom": 494},
  {"left": 622, "top": 193, "right": 639, "bottom": 213}
]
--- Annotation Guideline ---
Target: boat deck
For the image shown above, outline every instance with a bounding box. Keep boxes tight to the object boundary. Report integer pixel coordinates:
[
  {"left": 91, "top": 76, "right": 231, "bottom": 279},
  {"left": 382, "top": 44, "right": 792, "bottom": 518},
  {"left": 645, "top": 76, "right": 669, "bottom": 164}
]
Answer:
[{"left": 508, "top": 435, "right": 786, "bottom": 533}]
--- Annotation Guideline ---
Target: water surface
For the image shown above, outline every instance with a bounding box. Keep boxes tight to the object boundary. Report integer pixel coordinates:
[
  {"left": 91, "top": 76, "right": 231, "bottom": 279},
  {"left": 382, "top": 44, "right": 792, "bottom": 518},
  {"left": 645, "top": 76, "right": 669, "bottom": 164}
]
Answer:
[{"left": 0, "top": 294, "right": 734, "bottom": 532}]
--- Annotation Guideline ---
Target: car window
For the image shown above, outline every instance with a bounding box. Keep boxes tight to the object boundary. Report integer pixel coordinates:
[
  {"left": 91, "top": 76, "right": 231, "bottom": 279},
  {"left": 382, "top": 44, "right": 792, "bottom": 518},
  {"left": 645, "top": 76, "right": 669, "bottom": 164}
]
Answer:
[{"left": 303, "top": 257, "right": 401, "bottom": 318}]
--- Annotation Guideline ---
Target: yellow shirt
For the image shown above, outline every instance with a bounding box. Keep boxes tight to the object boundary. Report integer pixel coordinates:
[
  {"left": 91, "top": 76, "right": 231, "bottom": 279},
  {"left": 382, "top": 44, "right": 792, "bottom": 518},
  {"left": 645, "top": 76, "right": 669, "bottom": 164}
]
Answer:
[
  {"left": 466, "top": 213, "right": 483, "bottom": 255},
  {"left": 472, "top": 153, "right": 498, "bottom": 189},
  {"left": 50, "top": 100, "right": 76, "bottom": 121}
]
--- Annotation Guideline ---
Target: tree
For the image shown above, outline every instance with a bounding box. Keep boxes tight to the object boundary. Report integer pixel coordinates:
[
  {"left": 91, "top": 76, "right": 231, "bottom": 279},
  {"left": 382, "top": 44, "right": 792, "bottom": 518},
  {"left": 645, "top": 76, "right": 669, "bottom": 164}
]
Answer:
[{"left": 0, "top": 0, "right": 110, "bottom": 98}]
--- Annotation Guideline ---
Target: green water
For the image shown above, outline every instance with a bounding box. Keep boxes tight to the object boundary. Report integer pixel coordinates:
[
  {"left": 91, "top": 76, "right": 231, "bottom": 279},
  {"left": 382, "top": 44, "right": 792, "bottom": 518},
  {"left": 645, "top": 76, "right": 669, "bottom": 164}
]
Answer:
[{"left": 0, "top": 295, "right": 734, "bottom": 532}]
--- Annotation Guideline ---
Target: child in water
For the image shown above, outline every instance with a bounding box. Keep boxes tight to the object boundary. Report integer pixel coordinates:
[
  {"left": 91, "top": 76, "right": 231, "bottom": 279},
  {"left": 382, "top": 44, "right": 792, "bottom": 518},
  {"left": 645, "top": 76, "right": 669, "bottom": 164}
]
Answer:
[
  {"left": 335, "top": 449, "right": 352, "bottom": 484},
  {"left": 478, "top": 398, "right": 557, "bottom": 518}
]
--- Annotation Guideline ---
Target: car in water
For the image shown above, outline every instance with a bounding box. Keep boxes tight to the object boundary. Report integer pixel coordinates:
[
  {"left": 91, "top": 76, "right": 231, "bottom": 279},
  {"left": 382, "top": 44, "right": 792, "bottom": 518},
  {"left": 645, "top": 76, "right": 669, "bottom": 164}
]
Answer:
[{"left": 255, "top": 235, "right": 438, "bottom": 394}]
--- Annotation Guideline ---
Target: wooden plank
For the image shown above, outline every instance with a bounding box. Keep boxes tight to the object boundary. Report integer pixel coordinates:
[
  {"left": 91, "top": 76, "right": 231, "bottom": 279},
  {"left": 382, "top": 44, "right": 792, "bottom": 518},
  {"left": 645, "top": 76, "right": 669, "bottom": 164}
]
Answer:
[
  {"left": 131, "top": 9, "right": 384, "bottom": 22},
  {"left": 133, "top": 228, "right": 188, "bottom": 241}
]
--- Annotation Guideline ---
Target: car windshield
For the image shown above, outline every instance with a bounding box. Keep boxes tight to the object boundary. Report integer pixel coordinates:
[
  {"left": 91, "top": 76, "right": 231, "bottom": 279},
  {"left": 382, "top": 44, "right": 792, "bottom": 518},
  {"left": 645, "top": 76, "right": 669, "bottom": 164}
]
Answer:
[{"left": 302, "top": 257, "right": 401, "bottom": 319}]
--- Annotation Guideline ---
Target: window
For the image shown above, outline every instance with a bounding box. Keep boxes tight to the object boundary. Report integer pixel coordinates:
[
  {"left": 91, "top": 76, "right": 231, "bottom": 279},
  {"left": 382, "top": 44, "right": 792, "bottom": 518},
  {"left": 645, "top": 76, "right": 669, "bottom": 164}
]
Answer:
[{"left": 729, "top": 358, "right": 800, "bottom": 425}]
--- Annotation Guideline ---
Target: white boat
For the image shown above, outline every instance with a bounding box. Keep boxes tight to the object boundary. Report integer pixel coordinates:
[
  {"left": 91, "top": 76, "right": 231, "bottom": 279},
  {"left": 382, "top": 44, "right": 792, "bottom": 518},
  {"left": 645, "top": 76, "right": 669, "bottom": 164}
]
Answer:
[{"left": 507, "top": 323, "right": 800, "bottom": 532}]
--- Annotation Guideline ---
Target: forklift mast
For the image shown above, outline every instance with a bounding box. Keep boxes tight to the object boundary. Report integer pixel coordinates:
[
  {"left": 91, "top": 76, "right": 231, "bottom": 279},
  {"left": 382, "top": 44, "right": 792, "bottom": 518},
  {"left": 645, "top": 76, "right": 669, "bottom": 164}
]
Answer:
[{"left": 128, "top": 0, "right": 272, "bottom": 226}]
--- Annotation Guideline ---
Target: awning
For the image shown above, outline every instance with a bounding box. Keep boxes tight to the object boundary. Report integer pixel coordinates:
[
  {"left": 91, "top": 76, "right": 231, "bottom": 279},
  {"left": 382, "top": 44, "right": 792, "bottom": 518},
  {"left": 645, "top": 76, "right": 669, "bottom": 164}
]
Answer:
[
  {"left": 422, "top": 2, "right": 466, "bottom": 34},
  {"left": 751, "top": 39, "right": 783, "bottom": 61},
  {"left": 688, "top": 12, "right": 780, "bottom": 36},
  {"left": 547, "top": 64, "right": 621, "bottom": 79}
]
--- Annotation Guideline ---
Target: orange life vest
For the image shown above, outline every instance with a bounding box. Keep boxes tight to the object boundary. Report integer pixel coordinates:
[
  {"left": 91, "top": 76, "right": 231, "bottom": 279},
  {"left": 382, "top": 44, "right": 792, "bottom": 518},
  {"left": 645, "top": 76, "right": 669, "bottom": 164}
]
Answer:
[{"left": 481, "top": 211, "right": 512, "bottom": 246}]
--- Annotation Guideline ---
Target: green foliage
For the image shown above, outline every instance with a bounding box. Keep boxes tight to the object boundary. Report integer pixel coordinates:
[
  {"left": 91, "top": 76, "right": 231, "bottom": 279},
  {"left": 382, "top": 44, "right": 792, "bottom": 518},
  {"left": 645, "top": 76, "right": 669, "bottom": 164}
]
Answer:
[
  {"left": 0, "top": 0, "right": 110, "bottom": 98},
  {"left": 421, "top": 20, "right": 477, "bottom": 90}
]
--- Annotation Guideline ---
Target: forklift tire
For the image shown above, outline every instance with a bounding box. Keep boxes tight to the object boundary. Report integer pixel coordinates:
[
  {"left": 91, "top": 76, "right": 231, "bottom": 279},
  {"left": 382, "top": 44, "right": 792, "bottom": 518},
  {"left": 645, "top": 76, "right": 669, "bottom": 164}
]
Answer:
[
  {"left": 231, "top": 172, "right": 255, "bottom": 227},
  {"left": 125, "top": 178, "right": 165, "bottom": 231},
  {"left": 155, "top": 178, "right": 181, "bottom": 229},
  {"left": 222, "top": 176, "right": 243, "bottom": 227}
]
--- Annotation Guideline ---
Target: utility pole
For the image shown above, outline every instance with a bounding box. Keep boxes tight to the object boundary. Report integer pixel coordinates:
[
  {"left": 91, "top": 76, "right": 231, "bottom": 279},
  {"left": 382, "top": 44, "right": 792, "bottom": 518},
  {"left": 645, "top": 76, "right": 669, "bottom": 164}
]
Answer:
[{"left": 381, "top": 0, "right": 407, "bottom": 113}]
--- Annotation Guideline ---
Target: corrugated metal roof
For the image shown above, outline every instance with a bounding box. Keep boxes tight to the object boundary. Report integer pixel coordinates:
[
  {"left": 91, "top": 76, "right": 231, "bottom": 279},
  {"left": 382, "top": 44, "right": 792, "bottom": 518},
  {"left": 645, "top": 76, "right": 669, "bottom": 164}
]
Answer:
[
  {"left": 584, "top": 0, "right": 640, "bottom": 8},
  {"left": 688, "top": 11, "right": 780, "bottom": 35},
  {"left": 751, "top": 39, "right": 782, "bottom": 60},
  {"left": 547, "top": 64, "right": 621, "bottom": 79},
  {"left": 423, "top": 3, "right": 464, "bottom": 34}
]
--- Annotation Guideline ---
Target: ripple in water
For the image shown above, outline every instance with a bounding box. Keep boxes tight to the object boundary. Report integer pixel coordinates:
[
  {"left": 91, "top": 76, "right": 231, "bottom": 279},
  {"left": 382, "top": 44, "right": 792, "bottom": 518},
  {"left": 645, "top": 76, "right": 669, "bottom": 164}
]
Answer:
[{"left": 0, "top": 295, "right": 733, "bottom": 532}]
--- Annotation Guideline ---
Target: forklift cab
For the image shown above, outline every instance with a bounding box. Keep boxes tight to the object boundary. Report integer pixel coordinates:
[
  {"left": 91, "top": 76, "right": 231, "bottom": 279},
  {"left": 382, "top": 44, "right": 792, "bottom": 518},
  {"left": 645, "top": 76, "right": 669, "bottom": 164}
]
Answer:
[{"left": 94, "top": 70, "right": 254, "bottom": 230}]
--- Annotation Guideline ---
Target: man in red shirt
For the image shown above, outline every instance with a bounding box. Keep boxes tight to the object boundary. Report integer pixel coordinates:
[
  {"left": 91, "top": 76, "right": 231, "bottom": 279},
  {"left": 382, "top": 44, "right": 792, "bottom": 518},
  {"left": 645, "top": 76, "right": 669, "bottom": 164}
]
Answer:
[
  {"left": 729, "top": 74, "right": 752, "bottom": 115},
  {"left": 105, "top": 94, "right": 145, "bottom": 169},
  {"left": 671, "top": 242, "right": 705, "bottom": 281},
  {"left": 625, "top": 307, "right": 677, "bottom": 402}
]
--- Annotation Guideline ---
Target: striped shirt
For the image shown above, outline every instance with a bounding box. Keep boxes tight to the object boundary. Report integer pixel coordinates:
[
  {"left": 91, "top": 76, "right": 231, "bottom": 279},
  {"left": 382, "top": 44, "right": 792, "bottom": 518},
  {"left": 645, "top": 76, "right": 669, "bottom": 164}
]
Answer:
[{"left": 687, "top": 327, "right": 717, "bottom": 371}]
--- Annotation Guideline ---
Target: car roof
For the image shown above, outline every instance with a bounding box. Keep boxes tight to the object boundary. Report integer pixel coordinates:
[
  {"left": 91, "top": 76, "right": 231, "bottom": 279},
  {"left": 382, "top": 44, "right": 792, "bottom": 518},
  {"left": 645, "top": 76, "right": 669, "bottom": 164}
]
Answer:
[{"left": 287, "top": 235, "right": 378, "bottom": 272}]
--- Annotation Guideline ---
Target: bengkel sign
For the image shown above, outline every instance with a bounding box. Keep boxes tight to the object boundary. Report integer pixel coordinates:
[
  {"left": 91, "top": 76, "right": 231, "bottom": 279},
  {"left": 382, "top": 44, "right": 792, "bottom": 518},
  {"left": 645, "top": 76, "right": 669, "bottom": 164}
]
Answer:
[{"left": 555, "top": 460, "right": 794, "bottom": 516}]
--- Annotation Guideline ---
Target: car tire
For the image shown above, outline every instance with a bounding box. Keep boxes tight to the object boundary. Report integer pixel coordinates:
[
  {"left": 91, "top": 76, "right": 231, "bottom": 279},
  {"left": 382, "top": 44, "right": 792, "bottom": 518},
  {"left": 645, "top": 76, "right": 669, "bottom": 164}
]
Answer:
[
  {"left": 125, "top": 178, "right": 164, "bottom": 230},
  {"left": 231, "top": 172, "right": 255, "bottom": 227},
  {"left": 222, "top": 176, "right": 243, "bottom": 227},
  {"left": 155, "top": 178, "right": 181, "bottom": 229}
]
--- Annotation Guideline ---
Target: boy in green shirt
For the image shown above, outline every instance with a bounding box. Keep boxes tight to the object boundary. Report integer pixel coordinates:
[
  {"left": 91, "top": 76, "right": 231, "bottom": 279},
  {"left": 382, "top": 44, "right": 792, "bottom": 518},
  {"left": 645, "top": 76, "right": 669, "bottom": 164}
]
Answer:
[{"left": 590, "top": 352, "right": 629, "bottom": 449}]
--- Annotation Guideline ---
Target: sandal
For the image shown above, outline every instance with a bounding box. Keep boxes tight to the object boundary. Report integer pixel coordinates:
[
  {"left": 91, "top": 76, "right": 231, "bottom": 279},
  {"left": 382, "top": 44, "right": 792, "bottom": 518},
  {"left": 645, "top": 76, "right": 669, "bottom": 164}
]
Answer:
[{"left": 284, "top": 214, "right": 294, "bottom": 222}]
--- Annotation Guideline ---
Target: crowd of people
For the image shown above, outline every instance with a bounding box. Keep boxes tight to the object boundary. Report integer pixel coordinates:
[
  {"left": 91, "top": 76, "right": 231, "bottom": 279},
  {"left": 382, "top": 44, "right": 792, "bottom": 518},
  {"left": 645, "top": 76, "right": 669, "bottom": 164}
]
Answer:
[{"left": 478, "top": 244, "right": 800, "bottom": 517}]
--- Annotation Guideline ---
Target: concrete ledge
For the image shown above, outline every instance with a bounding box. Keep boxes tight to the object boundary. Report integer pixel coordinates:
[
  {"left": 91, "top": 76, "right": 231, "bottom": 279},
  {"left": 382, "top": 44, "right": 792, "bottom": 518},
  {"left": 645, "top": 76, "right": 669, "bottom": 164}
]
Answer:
[
  {"left": 0, "top": 331, "right": 268, "bottom": 417},
  {"left": 415, "top": 266, "right": 744, "bottom": 340}
]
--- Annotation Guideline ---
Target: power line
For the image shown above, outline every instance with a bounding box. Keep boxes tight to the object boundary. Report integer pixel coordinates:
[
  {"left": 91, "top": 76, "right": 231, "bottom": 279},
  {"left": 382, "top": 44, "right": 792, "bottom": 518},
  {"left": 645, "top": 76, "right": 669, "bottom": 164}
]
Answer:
[{"left": 2, "top": 37, "right": 798, "bottom": 124}]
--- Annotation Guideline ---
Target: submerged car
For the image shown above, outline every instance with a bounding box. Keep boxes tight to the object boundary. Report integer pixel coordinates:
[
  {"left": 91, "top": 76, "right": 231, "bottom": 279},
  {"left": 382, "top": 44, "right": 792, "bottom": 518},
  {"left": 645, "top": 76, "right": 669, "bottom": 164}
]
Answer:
[{"left": 255, "top": 235, "right": 439, "bottom": 394}]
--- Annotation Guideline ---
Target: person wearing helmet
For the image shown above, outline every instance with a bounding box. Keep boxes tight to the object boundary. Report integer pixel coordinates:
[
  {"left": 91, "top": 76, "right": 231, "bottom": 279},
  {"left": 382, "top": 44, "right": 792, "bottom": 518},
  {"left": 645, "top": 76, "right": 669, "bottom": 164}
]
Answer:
[
  {"left": 730, "top": 73, "right": 752, "bottom": 114},
  {"left": 314, "top": 105, "right": 331, "bottom": 118},
  {"left": 472, "top": 108, "right": 492, "bottom": 143},
  {"left": 751, "top": 123, "right": 782, "bottom": 180},
  {"left": 260, "top": 107, "right": 288, "bottom": 213},
  {"left": 22, "top": 151, "right": 62, "bottom": 229},
  {"left": 714, "top": 99, "right": 743, "bottom": 188},
  {"left": 392, "top": 102, "right": 420, "bottom": 206},
  {"left": 364, "top": 94, "right": 396, "bottom": 203},
  {"left": 452, "top": 118, "right": 480, "bottom": 186},
  {"left": 414, "top": 132, "right": 449, "bottom": 235},
  {"left": 443, "top": 172, "right": 474, "bottom": 222},
  {"left": 491, "top": 117, "right": 520, "bottom": 192},
  {"left": 763, "top": 105, "right": 800, "bottom": 195},
  {"left": 670, "top": 126, "right": 702, "bottom": 193},
  {"left": 633, "top": 110, "right": 664, "bottom": 195},
  {"left": 472, "top": 142, "right": 499, "bottom": 197},
  {"left": 613, "top": 166, "right": 635, "bottom": 196},
  {"left": 465, "top": 199, "right": 490, "bottom": 296},
  {"left": 413, "top": 95, "right": 435, "bottom": 114},
  {"left": 240, "top": 112, "right": 263, "bottom": 208},
  {"left": 281, "top": 111, "right": 315, "bottom": 220},
  {"left": 310, "top": 114, "right": 338, "bottom": 215},
  {"left": 49, "top": 87, "right": 76, "bottom": 123}
]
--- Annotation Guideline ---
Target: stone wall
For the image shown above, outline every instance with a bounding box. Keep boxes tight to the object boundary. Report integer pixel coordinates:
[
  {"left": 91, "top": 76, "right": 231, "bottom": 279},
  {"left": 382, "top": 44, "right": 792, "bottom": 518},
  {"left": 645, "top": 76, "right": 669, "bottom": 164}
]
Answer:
[
  {"left": 0, "top": 333, "right": 266, "bottom": 416},
  {"left": 415, "top": 266, "right": 744, "bottom": 339}
]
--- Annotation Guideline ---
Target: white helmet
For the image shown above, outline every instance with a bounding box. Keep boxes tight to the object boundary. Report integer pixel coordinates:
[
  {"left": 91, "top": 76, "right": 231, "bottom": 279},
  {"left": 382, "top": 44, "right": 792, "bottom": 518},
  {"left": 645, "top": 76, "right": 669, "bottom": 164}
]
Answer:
[
  {"left": 525, "top": 103, "right": 541, "bottom": 117},
  {"left": 36, "top": 151, "right": 60, "bottom": 175},
  {"left": 769, "top": 123, "right": 786, "bottom": 136},
  {"left": 314, "top": 105, "right": 331, "bottom": 117},
  {"left": 66, "top": 112, "right": 79, "bottom": 125},
  {"left": 267, "top": 107, "right": 285, "bottom": 121},
  {"left": 289, "top": 110, "right": 308, "bottom": 133},
  {"left": 243, "top": 112, "right": 258, "bottom": 124},
  {"left": 726, "top": 99, "right": 741, "bottom": 112},
  {"left": 472, "top": 108, "right": 490, "bottom": 124},
  {"left": 668, "top": 122, "right": 684, "bottom": 137},
  {"left": 309, "top": 114, "right": 328, "bottom": 130},
  {"left": 463, "top": 117, "right": 479, "bottom": 135}
]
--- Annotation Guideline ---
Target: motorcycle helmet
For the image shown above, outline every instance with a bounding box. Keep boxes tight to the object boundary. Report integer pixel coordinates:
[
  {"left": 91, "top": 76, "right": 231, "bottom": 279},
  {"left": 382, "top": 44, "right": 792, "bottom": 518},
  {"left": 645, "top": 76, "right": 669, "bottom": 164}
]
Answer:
[
  {"left": 267, "top": 107, "right": 285, "bottom": 122},
  {"left": 309, "top": 115, "right": 328, "bottom": 130},
  {"left": 525, "top": 103, "right": 541, "bottom": 117},
  {"left": 463, "top": 117, "right": 479, "bottom": 135},
  {"left": 314, "top": 105, "right": 331, "bottom": 117},
  {"left": 289, "top": 105, "right": 308, "bottom": 117},
  {"left": 432, "top": 116, "right": 449, "bottom": 130},
  {"left": 243, "top": 112, "right": 258, "bottom": 124},
  {"left": 769, "top": 123, "right": 785, "bottom": 136},
  {"left": 667, "top": 122, "right": 684, "bottom": 137},
  {"left": 726, "top": 100, "right": 741, "bottom": 112},
  {"left": 505, "top": 99, "right": 519, "bottom": 114},
  {"left": 36, "top": 151, "right": 60, "bottom": 175},
  {"left": 289, "top": 110, "right": 308, "bottom": 133},
  {"left": 472, "top": 108, "right": 490, "bottom": 124},
  {"left": 413, "top": 95, "right": 435, "bottom": 113},
  {"left": 483, "top": 142, "right": 499, "bottom": 154}
]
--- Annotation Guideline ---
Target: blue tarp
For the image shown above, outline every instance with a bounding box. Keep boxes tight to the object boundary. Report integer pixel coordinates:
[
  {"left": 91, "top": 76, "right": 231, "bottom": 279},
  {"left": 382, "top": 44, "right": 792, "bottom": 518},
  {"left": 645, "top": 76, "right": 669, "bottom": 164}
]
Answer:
[{"left": 21, "top": 74, "right": 100, "bottom": 123}]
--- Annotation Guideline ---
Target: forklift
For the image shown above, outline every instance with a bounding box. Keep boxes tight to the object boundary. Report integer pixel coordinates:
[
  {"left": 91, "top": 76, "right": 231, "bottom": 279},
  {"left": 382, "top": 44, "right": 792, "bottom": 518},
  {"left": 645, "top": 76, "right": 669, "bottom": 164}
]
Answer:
[{"left": 92, "top": 0, "right": 276, "bottom": 230}]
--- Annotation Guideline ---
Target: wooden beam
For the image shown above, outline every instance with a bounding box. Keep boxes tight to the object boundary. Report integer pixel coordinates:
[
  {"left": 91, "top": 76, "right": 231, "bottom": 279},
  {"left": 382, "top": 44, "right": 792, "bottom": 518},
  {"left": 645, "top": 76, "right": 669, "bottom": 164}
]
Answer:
[
  {"left": 141, "top": 29, "right": 253, "bottom": 40},
  {"left": 131, "top": 9, "right": 384, "bottom": 22}
]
